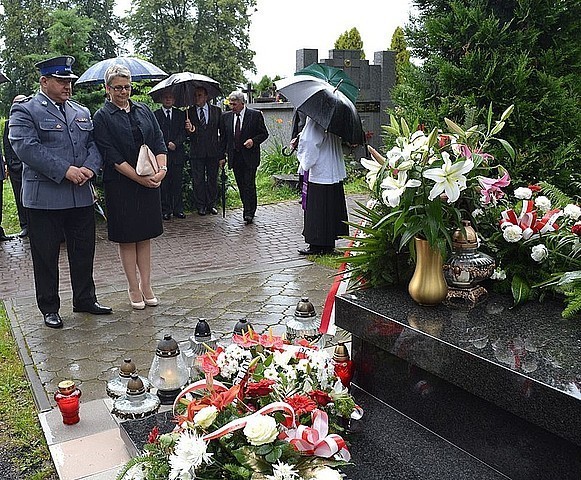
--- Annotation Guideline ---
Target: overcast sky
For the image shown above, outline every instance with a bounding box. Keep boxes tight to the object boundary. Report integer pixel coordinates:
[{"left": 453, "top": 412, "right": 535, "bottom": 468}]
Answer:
[{"left": 113, "top": 0, "right": 413, "bottom": 82}]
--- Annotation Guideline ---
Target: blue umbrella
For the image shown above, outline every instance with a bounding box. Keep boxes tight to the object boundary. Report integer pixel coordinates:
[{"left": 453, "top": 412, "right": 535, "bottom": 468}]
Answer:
[{"left": 74, "top": 57, "right": 168, "bottom": 86}]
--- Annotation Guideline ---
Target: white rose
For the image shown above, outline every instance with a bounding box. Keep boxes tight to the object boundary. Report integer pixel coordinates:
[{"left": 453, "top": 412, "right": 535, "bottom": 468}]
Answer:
[
  {"left": 530, "top": 244, "right": 548, "bottom": 262},
  {"left": 514, "top": 187, "right": 532, "bottom": 200},
  {"left": 534, "top": 196, "right": 551, "bottom": 213},
  {"left": 243, "top": 414, "right": 279, "bottom": 446},
  {"left": 502, "top": 225, "right": 523, "bottom": 243},
  {"left": 307, "top": 466, "right": 343, "bottom": 480},
  {"left": 564, "top": 204, "right": 581, "bottom": 220},
  {"left": 193, "top": 405, "right": 218, "bottom": 429}
]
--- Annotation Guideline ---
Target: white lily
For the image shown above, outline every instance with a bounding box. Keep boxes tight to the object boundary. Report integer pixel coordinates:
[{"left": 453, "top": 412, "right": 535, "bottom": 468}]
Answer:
[
  {"left": 360, "top": 157, "right": 383, "bottom": 189},
  {"left": 423, "top": 152, "right": 474, "bottom": 203},
  {"left": 380, "top": 170, "right": 422, "bottom": 207}
]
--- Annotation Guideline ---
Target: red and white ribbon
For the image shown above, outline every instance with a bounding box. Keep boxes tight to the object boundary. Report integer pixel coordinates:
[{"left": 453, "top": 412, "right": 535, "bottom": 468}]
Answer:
[
  {"left": 279, "top": 409, "right": 351, "bottom": 462},
  {"left": 202, "top": 401, "right": 297, "bottom": 441}
]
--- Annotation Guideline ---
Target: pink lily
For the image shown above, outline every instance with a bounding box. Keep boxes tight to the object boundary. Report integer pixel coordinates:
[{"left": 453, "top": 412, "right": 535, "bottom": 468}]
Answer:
[{"left": 478, "top": 170, "right": 511, "bottom": 205}]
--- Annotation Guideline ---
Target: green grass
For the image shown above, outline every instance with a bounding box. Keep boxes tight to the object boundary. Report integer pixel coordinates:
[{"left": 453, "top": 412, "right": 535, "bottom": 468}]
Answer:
[
  {"left": 0, "top": 304, "right": 57, "bottom": 479},
  {"left": 2, "top": 180, "right": 20, "bottom": 234}
]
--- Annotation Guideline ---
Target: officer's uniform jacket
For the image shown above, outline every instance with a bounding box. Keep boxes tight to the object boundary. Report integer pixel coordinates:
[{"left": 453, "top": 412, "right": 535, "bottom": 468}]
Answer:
[{"left": 8, "top": 92, "right": 103, "bottom": 210}]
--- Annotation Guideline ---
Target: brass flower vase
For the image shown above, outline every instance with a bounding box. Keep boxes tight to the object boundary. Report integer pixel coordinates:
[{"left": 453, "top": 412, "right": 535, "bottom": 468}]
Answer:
[{"left": 408, "top": 237, "right": 448, "bottom": 306}]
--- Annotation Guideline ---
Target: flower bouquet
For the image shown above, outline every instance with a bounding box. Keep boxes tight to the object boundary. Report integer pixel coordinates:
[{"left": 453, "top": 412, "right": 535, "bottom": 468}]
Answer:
[
  {"left": 352, "top": 104, "right": 580, "bottom": 316},
  {"left": 117, "top": 330, "right": 361, "bottom": 480},
  {"left": 349, "top": 105, "right": 515, "bottom": 290},
  {"left": 473, "top": 182, "right": 581, "bottom": 317}
]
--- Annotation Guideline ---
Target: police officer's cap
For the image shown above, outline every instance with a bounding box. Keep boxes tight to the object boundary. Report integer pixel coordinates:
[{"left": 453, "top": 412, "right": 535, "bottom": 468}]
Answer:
[{"left": 35, "top": 56, "right": 78, "bottom": 80}]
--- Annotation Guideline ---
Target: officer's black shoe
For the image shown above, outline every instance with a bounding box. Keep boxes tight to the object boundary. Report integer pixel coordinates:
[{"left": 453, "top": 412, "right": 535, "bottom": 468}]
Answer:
[
  {"left": 44, "top": 312, "right": 63, "bottom": 328},
  {"left": 73, "top": 302, "right": 113, "bottom": 315}
]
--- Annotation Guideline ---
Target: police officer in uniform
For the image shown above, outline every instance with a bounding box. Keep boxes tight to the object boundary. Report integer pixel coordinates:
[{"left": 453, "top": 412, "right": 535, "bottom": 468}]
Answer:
[{"left": 9, "top": 56, "right": 112, "bottom": 328}]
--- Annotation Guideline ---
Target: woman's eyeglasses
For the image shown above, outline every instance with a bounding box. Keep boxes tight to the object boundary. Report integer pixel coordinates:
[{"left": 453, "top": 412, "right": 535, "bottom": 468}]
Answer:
[{"left": 110, "top": 85, "right": 132, "bottom": 92}]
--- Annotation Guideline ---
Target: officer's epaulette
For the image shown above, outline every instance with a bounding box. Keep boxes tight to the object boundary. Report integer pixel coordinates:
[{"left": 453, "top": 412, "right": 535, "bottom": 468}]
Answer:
[
  {"left": 68, "top": 99, "right": 87, "bottom": 109},
  {"left": 19, "top": 96, "right": 32, "bottom": 103}
]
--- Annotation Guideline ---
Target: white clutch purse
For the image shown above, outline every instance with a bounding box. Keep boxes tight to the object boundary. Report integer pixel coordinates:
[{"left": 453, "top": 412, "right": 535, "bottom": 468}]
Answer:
[{"left": 135, "top": 144, "right": 159, "bottom": 176}]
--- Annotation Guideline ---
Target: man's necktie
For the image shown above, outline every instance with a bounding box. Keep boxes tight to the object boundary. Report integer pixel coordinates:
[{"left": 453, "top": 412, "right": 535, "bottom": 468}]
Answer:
[
  {"left": 57, "top": 103, "right": 66, "bottom": 120},
  {"left": 165, "top": 109, "right": 171, "bottom": 122},
  {"left": 234, "top": 113, "right": 241, "bottom": 150},
  {"left": 199, "top": 107, "right": 206, "bottom": 125}
]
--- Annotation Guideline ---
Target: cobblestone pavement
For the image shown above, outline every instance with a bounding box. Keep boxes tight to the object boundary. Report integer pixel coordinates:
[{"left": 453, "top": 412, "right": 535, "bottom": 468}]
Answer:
[{"left": 2, "top": 197, "right": 364, "bottom": 408}]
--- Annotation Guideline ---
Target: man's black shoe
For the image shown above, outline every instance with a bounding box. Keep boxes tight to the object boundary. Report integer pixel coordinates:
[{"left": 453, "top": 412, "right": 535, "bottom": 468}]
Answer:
[
  {"left": 163, "top": 213, "right": 171, "bottom": 221},
  {"left": 198, "top": 208, "right": 207, "bottom": 216},
  {"left": 174, "top": 212, "right": 186, "bottom": 219},
  {"left": 298, "top": 246, "right": 323, "bottom": 255},
  {"left": 73, "top": 302, "right": 113, "bottom": 315},
  {"left": 44, "top": 312, "right": 63, "bottom": 328},
  {"left": 243, "top": 215, "right": 253, "bottom": 224},
  {"left": 18, "top": 228, "right": 28, "bottom": 238},
  {"left": 0, "top": 230, "right": 12, "bottom": 241},
  {"left": 210, "top": 207, "right": 218, "bottom": 215}
]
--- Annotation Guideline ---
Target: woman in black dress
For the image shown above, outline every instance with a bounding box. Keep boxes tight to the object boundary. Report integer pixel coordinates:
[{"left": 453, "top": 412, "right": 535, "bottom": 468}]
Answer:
[{"left": 93, "top": 65, "right": 168, "bottom": 309}]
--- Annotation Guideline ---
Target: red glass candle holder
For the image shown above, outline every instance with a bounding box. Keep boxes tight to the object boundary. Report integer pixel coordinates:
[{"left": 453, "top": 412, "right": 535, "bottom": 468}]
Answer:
[
  {"left": 54, "top": 380, "right": 82, "bottom": 425},
  {"left": 333, "top": 343, "right": 354, "bottom": 388}
]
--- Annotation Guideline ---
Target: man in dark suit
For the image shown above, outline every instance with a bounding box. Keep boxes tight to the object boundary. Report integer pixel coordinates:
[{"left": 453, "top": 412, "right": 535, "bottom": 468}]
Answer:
[
  {"left": 186, "top": 86, "right": 225, "bottom": 216},
  {"left": 154, "top": 91, "right": 187, "bottom": 220},
  {"left": 3, "top": 94, "right": 29, "bottom": 237},
  {"left": 222, "top": 91, "right": 268, "bottom": 224},
  {"left": 9, "top": 56, "right": 112, "bottom": 328}
]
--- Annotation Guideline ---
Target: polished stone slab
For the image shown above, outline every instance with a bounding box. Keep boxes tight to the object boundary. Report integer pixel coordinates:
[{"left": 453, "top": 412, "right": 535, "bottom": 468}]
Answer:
[{"left": 336, "top": 287, "right": 581, "bottom": 480}]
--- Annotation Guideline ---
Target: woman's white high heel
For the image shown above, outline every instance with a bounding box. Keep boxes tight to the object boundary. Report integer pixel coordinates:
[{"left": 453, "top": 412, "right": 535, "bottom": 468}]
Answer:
[
  {"left": 144, "top": 296, "right": 158, "bottom": 307},
  {"left": 129, "top": 290, "right": 145, "bottom": 310}
]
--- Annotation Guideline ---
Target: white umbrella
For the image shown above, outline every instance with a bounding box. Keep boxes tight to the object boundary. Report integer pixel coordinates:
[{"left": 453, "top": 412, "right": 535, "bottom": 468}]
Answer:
[{"left": 75, "top": 57, "right": 168, "bottom": 86}]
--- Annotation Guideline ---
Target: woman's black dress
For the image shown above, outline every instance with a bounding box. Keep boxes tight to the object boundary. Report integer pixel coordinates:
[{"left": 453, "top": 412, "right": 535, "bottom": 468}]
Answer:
[{"left": 93, "top": 101, "right": 166, "bottom": 243}]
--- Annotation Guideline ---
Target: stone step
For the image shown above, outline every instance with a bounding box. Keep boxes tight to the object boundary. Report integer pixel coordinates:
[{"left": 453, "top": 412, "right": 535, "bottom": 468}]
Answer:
[{"left": 343, "top": 387, "right": 508, "bottom": 480}]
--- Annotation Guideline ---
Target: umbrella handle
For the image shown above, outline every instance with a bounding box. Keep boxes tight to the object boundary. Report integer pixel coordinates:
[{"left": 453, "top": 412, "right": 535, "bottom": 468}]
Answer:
[{"left": 282, "top": 145, "right": 297, "bottom": 157}]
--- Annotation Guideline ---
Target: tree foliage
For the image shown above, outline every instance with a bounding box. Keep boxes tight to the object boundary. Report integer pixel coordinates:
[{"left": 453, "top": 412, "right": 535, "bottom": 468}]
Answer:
[
  {"left": 124, "top": 0, "right": 257, "bottom": 95},
  {"left": 0, "top": 0, "right": 118, "bottom": 114},
  {"left": 392, "top": 0, "right": 580, "bottom": 195},
  {"left": 334, "top": 27, "right": 365, "bottom": 59},
  {"left": 389, "top": 26, "right": 410, "bottom": 84}
]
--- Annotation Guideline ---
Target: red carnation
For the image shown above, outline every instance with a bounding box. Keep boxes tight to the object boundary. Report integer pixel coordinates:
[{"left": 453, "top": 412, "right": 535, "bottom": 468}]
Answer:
[
  {"left": 245, "top": 379, "right": 276, "bottom": 397},
  {"left": 285, "top": 394, "right": 317, "bottom": 416},
  {"left": 572, "top": 223, "right": 581, "bottom": 236},
  {"left": 308, "top": 390, "right": 332, "bottom": 407},
  {"left": 528, "top": 184, "right": 542, "bottom": 192}
]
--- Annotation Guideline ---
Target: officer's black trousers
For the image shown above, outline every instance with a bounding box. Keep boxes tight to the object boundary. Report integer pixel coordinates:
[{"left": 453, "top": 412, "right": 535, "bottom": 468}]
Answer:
[{"left": 28, "top": 205, "right": 97, "bottom": 314}]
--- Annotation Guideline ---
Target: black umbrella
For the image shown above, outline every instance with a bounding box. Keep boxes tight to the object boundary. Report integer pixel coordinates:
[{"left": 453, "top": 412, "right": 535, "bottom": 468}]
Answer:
[
  {"left": 275, "top": 75, "right": 364, "bottom": 145},
  {"left": 0, "top": 71, "right": 10, "bottom": 84},
  {"left": 149, "top": 72, "right": 222, "bottom": 106},
  {"left": 220, "top": 166, "right": 227, "bottom": 218}
]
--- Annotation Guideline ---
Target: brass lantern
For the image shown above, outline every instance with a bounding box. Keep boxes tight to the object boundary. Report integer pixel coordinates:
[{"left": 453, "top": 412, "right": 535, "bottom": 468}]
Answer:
[
  {"left": 112, "top": 373, "right": 160, "bottom": 420},
  {"left": 106, "top": 358, "right": 150, "bottom": 399},
  {"left": 443, "top": 220, "right": 495, "bottom": 307},
  {"left": 286, "top": 297, "right": 326, "bottom": 349}
]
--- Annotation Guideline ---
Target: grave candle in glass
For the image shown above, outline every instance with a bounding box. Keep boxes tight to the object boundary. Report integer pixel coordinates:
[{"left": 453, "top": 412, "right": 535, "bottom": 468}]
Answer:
[{"left": 54, "top": 380, "right": 82, "bottom": 425}]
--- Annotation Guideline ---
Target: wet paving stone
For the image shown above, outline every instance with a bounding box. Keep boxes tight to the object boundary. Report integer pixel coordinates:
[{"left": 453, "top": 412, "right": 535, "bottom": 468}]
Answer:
[{"left": 4, "top": 198, "right": 365, "bottom": 403}]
